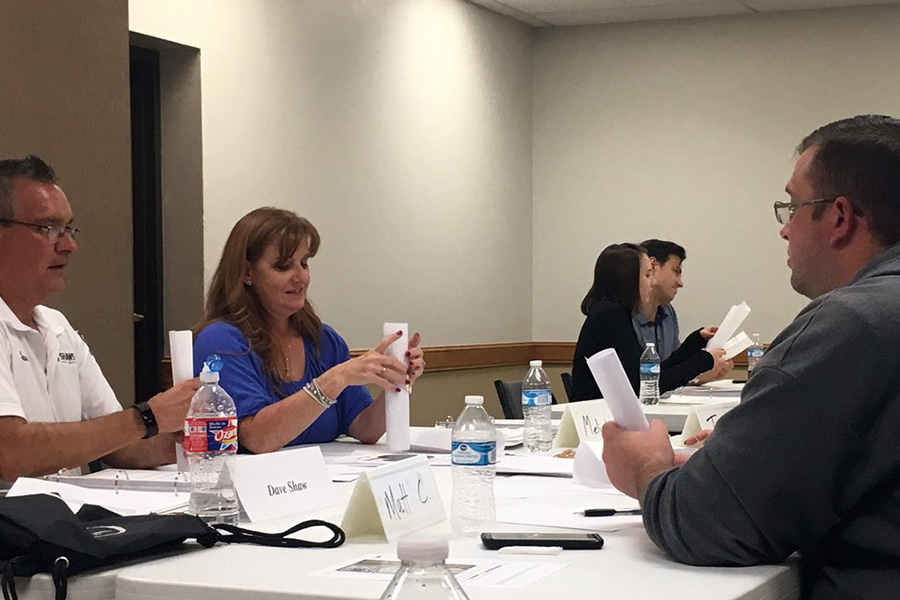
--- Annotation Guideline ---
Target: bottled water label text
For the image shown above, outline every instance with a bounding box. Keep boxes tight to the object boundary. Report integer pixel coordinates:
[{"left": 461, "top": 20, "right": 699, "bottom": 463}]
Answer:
[
  {"left": 522, "top": 390, "right": 552, "bottom": 406},
  {"left": 640, "top": 363, "right": 661, "bottom": 375},
  {"left": 184, "top": 417, "right": 238, "bottom": 453},
  {"left": 451, "top": 441, "right": 497, "bottom": 466}
]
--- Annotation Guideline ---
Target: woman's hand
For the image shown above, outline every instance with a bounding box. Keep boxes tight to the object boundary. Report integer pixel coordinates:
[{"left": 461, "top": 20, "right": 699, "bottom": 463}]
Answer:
[
  {"left": 698, "top": 347, "right": 733, "bottom": 382},
  {"left": 406, "top": 332, "right": 426, "bottom": 387},
  {"left": 331, "top": 330, "right": 410, "bottom": 392},
  {"left": 699, "top": 325, "right": 719, "bottom": 340}
]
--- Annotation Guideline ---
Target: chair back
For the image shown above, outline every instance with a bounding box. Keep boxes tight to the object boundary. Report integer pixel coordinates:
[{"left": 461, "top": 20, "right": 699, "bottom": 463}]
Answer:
[
  {"left": 560, "top": 372, "right": 574, "bottom": 401},
  {"left": 493, "top": 379, "right": 559, "bottom": 420}
]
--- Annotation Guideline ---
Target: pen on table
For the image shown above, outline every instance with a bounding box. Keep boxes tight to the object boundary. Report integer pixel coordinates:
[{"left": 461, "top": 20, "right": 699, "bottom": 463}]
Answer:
[{"left": 576, "top": 508, "right": 643, "bottom": 517}]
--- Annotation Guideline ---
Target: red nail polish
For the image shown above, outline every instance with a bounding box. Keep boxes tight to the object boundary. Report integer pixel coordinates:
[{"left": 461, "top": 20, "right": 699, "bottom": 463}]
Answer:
[
  {"left": 396, "top": 330, "right": 402, "bottom": 335},
  {"left": 405, "top": 351, "right": 411, "bottom": 357},
  {"left": 405, "top": 378, "right": 410, "bottom": 384},
  {"left": 395, "top": 387, "right": 402, "bottom": 393}
]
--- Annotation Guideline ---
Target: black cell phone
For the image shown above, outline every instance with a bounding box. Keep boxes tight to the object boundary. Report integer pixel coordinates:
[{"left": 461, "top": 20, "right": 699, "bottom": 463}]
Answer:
[{"left": 481, "top": 532, "right": 604, "bottom": 550}]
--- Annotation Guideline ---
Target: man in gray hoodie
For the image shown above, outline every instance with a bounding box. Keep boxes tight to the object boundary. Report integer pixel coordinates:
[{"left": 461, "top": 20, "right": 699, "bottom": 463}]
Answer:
[{"left": 602, "top": 114, "right": 900, "bottom": 600}]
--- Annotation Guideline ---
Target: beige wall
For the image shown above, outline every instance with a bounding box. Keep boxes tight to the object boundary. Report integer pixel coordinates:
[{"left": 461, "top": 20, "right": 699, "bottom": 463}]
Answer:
[
  {"left": 532, "top": 5, "right": 900, "bottom": 345},
  {"left": 129, "top": 0, "right": 535, "bottom": 349},
  {"left": 0, "top": 0, "right": 135, "bottom": 405}
]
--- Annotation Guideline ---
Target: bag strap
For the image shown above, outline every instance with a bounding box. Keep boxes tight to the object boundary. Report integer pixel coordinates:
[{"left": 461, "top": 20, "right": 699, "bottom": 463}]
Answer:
[
  {"left": 2, "top": 556, "right": 68, "bottom": 600},
  {"left": 212, "top": 519, "right": 345, "bottom": 549}
]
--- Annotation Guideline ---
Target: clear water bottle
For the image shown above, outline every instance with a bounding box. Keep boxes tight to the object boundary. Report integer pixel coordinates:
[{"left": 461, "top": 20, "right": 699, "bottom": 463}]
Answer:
[
  {"left": 451, "top": 395, "right": 496, "bottom": 537},
  {"left": 639, "top": 342, "right": 661, "bottom": 405},
  {"left": 184, "top": 355, "right": 239, "bottom": 526},
  {"left": 521, "top": 360, "right": 552, "bottom": 453},
  {"left": 379, "top": 536, "right": 470, "bottom": 600},
  {"left": 747, "top": 333, "right": 764, "bottom": 376}
]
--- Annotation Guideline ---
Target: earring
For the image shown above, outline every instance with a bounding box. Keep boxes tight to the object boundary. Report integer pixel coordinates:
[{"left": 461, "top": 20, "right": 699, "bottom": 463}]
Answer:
[{"left": 244, "top": 280, "right": 252, "bottom": 287}]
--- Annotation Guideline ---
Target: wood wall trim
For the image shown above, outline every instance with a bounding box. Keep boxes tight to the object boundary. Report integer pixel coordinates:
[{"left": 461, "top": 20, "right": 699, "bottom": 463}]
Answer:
[{"left": 163, "top": 341, "right": 749, "bottom": 384}]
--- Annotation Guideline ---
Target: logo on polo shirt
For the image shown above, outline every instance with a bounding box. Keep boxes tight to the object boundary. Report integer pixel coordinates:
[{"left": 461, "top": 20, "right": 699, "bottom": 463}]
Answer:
[{"left": 58, "top": 352, "right": 76, "bottom": 364}]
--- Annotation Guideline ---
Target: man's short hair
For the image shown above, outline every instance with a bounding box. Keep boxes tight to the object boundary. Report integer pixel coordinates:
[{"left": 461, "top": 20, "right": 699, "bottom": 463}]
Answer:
[
  {"left": 0, "top": 155, "right": 58, "bottom": 220},
  {"left": 640, "top": 239, "right": 686, "bottom": 265},
  {"left": 797, "top": 115, "right": 900, "bottom": 247}
]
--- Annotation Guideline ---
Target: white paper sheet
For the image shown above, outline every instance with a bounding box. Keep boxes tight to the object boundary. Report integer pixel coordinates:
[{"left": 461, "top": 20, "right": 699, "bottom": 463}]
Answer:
[
  {"left": 168, "top": 330, "right": 194, "bottom": 383},
  {"left": 706, "top": 302, "right": 751, "bottom": 350},
  {"left": 572, "top": 441, "right": 613, "bottom": 489},
  {"left": 585, "top": 348, "right": 649, "bottom": 431},
  {"left": 8, "top": 478, "right": 188, "bottom": 515},
  {"left": 311, "top": 555, "right": 567, "bottom": 589},
  {"left": 497, "top": 502, "right": 642, "bottom": 533},
  {"left": 495, "top": 454, "right": 574, "bottom": 477},
  {"left": 722, "top": 331, "right": 753, "bottom": 360},
  {"left": 383, "top": 322, "right": 410, "bottom": 452}
]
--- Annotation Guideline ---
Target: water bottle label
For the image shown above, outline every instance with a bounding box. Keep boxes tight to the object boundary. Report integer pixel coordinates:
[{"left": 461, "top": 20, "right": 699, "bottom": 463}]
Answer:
[
  {"left": 522, "top": 390, "right": 552, "bottom": 407},
  {"left": 640, "top": 363, "right": 660, "bottom": 375},
  {"left": 451, "top": 441, "right": 497, "bottom": 466},
  {"left": 184, "top": 417, "right": 238, "bottom": 453},
  {"left": 748, "top": 348, "right": 764, "bottom": 358}
]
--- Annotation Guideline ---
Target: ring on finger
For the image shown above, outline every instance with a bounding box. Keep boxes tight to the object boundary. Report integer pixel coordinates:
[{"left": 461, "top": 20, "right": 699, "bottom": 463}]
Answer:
[{"left": 381, "top": 366, "right": 386, "bottom": 375}]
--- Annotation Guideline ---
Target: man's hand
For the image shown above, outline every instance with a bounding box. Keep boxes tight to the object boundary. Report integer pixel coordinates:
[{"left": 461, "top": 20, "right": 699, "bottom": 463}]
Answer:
[
  {"left": 147, "top": 378, "right": 199, "bottom": 433},
  {"left": 601, "top": 419, "right": 674, "bottom": 499}
]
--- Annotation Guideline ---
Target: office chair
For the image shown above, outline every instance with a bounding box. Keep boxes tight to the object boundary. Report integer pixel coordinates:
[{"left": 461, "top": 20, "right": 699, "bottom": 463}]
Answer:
[
  {"left": 560, "top": 372, "right": 574, "bottom": 401},
  {"left": 493, "top": 379, "right": 558, "bottom": 420}
]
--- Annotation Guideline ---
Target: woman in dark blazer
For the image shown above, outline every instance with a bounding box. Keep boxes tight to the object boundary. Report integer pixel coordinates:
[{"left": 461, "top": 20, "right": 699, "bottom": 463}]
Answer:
[{"left": 570, "top": 243, "right": 728, "bottom": 402}]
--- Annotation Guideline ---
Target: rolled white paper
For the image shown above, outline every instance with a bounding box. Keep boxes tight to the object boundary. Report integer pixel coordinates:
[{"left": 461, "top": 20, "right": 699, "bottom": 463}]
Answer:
[
  {"left": 722, "top": 331, "right": 753, "bottom": 360},
  {"left": 168, "top": 330, "right": 193, "bottom": 473},
  {"left": 169, "top": 330, "right": 194, "bottom": 383},
  {"left": 585, "top": 348, "right": 649, "bottom": 431},
  {"left": 706, "top": 302, "right": 751, "bottom": 351},
  {"left": 383, "top": 322, "right": 410, "bottom": 452}
]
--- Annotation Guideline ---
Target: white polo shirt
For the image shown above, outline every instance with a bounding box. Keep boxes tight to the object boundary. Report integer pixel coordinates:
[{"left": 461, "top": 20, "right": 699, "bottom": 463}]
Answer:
[{"left": 0, "top": 296, "right": 122, "bottom": 424}]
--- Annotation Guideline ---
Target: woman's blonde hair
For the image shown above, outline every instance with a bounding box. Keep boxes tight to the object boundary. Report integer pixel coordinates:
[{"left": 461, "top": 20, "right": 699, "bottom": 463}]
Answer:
[{"left": 198, "top": 207, "right": 322, "bottom": 384}]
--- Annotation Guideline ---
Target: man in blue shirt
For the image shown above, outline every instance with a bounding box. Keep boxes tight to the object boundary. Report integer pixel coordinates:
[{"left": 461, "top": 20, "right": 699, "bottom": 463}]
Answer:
[{"left": 632, "top": 239, "right": 685, "bottom": 361}]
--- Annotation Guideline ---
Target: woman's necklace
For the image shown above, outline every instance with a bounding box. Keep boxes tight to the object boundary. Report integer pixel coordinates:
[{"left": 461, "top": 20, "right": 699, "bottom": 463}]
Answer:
[{"left": 283, "top": 337, "right": 293, "bottom": 379}]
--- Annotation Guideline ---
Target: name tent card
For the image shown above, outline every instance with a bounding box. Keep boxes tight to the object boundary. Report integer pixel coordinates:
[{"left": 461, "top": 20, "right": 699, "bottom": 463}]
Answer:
[
  {"left": 679, "top": 400, "right": 740, "bottom": 447},
  {"left": 234, "top": 446, "right": 335, "bottom": 523},
  {"left": 552, "top": 400, "right": 614, "bottom": 448},
  {"left": 341, "top": 455, "right": 445, "bottom": 541}
]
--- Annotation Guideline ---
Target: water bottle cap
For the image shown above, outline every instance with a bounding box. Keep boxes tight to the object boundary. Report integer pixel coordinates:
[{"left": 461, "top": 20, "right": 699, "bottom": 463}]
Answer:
[
  {"left": 529, "top": 360, "right": 542, "bottom": 367},
  {"left": 199, "top": 364, "right": 219, "bottom": 383},
  {"left": 397, "top": 535, "right": 449, "bottom": 562},
  {"left": 464, "top": 395, "right": 484, "bottom": 405}
]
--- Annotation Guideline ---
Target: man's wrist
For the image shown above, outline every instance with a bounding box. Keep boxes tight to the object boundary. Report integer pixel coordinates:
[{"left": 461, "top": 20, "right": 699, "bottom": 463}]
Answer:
[{"left": 132, "top": 401, "right": 159, "bottom": 439}]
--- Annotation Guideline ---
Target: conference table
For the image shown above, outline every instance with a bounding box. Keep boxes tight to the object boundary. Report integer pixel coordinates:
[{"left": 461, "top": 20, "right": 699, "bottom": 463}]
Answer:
[{"left": 101, "top": 440, "right": 797, "bottom": 600}]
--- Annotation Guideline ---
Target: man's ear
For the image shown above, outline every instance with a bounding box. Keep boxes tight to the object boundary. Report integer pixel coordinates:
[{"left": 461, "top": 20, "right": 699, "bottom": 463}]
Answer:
[
  {"left": 649, "top": 256, "right": 660, "bottom": 270},
  {"left": 829, "top": 196, "right": 859, "bottom": 249}
]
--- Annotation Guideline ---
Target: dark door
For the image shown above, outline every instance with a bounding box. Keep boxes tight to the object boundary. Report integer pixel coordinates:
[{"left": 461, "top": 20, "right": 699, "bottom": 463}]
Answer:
[{"left": 130, "top": 46, "right": 163, "bottom": 402}]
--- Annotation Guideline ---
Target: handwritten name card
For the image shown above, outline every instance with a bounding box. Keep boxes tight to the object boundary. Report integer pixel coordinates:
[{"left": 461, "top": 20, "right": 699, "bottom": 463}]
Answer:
[
  {"left": 235, "top": 446, "right": 335, "bottom": 522},
  {"left": 679, "top": 400, "right": 740, "bottom": 447},
  {"left": 552, "top": 399, "right": 614, "bottom": 448},
  {"left": 341, "top": 455, "right": 445, "bottom": 541}
]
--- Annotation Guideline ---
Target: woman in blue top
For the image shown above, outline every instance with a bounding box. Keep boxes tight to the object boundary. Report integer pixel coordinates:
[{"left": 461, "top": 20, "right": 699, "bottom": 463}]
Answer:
[{"left": 193, "top": 207, "right": 426, "bottom": 453}]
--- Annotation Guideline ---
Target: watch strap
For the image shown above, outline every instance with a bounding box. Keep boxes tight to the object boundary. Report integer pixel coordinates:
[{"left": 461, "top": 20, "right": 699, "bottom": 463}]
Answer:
[{"left": 133, "top": 401, "right": 159, "bottom": 439}]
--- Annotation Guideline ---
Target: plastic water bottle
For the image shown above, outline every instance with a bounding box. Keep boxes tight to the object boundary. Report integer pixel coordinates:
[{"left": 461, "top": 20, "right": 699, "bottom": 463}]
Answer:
[
  {"left": 521, "top": 360, "right": 552, "bottom": 453},
  {"left": 378, "top": 536, "right": 470, "bottom": 600},
  {"left": 184, "top": 355, "right": 239, "bottom": 526},
  {"left": 450, "top": 395, "right": 496, "bottom": 537},
  {"left": 639, "top": 342, "right": 661, "bottom": 405},
  {"left": 747, "top": 333, "right": 764, "bottom": 376}
]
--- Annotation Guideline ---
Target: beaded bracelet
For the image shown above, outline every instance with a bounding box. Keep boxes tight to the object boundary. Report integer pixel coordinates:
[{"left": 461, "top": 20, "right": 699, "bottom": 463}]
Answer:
[{"left": 304, "top": 377, "right": 337, "bottom": 408}]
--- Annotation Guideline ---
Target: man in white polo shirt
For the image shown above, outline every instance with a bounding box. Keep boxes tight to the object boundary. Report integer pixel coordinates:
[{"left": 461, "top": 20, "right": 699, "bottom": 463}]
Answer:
[{"left": 0, "top": 155, "right": 198, "bottom": 482}]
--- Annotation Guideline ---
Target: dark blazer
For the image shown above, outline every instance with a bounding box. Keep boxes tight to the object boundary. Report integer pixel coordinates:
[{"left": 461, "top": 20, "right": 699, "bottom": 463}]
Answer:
[{"left": 570, "top": 300, "right": 713, "bottom": 402}]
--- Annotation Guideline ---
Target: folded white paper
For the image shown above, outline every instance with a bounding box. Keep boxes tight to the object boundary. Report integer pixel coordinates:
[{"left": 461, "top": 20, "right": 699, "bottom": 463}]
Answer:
[
  {"left": 585, "top": 349, "right": 649, "bottom": 431},
  {"left": 706, "top": 302, "right": 751, "bottom": 351},
  {"left": 572, "top": 441, "right": 614, "bottom": 489},
  {"left": 678, "top": 400, "right": 740, "bottom": 447},
  {"left": 383, "top": 322, "right": 410, "bottom": 452},
  {"left": 722, "top": 331, "right": 753, "bottom": 360},
  {"left": 552, "top": 399, "right": 614, "bottom": 448},
  {"left": 341, "top": 455, "right": 445, "bottom": 541},
  {"left": 8, "top": 478, "right": 188, "bottom": 515},
  {"left": 234, "top": 446, "right": 336, "bottom": 523}
]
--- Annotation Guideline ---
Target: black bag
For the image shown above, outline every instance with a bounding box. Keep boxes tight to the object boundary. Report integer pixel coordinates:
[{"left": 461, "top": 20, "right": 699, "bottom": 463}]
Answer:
[{"left": 0, "top": 494, "right": 345, "bottom": 600}]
